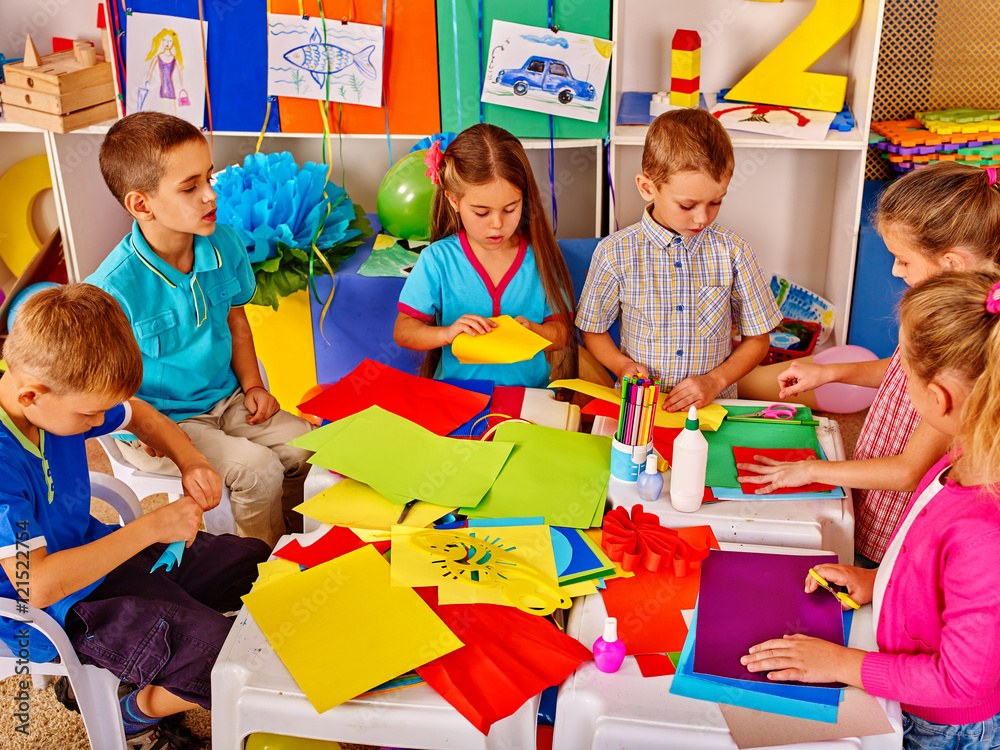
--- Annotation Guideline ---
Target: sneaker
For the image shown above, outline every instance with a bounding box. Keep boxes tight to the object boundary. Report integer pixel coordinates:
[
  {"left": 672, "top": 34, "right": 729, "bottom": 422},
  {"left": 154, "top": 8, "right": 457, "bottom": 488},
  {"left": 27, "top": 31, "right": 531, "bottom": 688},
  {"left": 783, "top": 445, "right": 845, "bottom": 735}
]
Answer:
[
  {"left": 53, "top": 676, "right": 79, "bottom": 713},
  {"left": 125, "top": 721, "right": 210, "bottom": 750}
]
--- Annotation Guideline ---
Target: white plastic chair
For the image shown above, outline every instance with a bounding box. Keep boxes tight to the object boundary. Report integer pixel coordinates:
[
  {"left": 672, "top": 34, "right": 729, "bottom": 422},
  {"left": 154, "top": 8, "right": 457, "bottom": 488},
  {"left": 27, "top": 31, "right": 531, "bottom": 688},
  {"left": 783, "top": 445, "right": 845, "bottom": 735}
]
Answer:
[
  {"left": 0, "top": 473, "right": 143, "bottom": 750},
  {"left": 95, "top": 433, "right": 238, "bottom": 536}
]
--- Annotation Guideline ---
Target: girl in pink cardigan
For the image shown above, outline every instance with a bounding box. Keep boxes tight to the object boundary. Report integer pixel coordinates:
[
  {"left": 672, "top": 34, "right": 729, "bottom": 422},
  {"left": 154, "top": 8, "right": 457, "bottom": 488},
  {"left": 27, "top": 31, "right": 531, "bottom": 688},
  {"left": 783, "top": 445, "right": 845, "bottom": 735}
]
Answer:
[{"left": 742, "top": 270, "right": 1000, "bottom": 749}]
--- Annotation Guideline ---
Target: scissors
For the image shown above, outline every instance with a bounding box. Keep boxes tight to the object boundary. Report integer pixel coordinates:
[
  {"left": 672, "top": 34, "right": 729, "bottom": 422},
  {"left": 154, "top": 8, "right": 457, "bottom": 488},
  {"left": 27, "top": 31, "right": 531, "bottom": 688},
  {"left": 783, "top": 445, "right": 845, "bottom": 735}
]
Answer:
[
  {"left": 808, "top": 568, "right": 860, "bottom": 610},
  {"left": 742, "top": 404, "right": 797, "bottom": 420}
]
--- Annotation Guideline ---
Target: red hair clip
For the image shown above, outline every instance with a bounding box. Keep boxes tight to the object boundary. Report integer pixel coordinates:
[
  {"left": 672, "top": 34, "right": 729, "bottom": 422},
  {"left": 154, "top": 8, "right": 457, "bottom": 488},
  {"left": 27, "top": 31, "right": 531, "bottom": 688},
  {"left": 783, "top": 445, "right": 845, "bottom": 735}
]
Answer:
[{"left": 424, "top": 140, "right": 444, "bottom": 186}]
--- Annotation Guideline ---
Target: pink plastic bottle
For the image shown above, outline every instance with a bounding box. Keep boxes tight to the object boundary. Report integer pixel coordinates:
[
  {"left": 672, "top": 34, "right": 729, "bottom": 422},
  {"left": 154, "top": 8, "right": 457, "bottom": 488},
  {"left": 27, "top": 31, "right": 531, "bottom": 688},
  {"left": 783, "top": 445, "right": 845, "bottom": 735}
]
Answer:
[{"left": 592, "top": 617, "right": 626, "bottom": 673}]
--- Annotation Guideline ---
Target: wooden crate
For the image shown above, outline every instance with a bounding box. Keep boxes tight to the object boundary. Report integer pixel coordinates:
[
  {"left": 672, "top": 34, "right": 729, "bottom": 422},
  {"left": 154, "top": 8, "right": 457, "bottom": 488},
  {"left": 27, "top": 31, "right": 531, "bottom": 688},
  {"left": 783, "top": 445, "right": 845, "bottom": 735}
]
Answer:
[{"left": 1, "top": 48, "right": 116, "bottom": 133}]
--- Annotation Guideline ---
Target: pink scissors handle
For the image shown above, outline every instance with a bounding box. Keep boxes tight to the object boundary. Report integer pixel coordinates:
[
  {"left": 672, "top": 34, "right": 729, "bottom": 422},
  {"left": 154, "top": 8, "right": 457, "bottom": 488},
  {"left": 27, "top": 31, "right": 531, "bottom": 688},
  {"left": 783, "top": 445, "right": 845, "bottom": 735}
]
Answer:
[{"left": 761, "top": 404, "right": 796, "bottom": 419}]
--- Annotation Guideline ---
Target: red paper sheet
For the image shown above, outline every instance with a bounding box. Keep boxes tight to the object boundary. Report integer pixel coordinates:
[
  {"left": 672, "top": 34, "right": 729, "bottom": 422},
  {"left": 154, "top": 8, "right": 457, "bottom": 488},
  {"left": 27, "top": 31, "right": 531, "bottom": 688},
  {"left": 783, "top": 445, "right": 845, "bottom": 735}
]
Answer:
[
  {"left": 635, "top": 653, "right": 677, "bottom": 678},
  {"left": 297, "top": 359, "right": 490, "bottom": 436},
  {"left": 274, "top": 526, "right": 368, "bottom": 567},
  {"left": 414, "top": 590, "right": 592, "bottom": 735},
  {"left": 599, "top": 525, "right": 718, "bottom": 655},
  {"left": 733, "top": 447, "right": 836, "bottom": 494}
]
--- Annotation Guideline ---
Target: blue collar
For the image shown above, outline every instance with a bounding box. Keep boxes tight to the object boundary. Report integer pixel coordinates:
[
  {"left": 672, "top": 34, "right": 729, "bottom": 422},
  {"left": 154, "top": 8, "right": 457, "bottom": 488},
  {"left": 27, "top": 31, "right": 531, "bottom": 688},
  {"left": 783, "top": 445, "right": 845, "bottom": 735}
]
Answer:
[{"left": 128, "top": 221, "right": 223, "bottom": 288}]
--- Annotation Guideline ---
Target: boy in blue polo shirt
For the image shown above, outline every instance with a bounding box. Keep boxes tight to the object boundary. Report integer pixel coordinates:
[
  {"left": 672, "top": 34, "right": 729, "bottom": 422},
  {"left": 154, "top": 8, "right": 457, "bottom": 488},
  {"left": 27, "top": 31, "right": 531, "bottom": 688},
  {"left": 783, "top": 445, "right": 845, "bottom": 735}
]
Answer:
[
  {"left": 88, "top": 112, "right": 314, "bottom": 547},
  {"left": 0, "top": 284, "right": 269, "bottom": 749}
]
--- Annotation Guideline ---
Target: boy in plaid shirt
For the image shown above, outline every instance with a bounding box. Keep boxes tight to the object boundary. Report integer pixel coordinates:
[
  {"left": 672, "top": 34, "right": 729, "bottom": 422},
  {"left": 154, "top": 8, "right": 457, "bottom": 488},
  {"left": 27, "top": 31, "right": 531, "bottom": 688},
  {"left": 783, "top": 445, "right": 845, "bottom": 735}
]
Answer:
[{"left": 577, "top": 108, "right": 780, "bottom": 411}]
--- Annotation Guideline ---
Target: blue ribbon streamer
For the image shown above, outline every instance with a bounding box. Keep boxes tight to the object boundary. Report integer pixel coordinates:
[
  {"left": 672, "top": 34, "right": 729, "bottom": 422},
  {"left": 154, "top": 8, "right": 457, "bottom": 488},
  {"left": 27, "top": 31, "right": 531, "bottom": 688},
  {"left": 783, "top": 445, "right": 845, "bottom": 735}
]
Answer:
[
  {"left": 477, "top": 0, "right": 485, "bottom": 123},
  {"left": 546, "top": 0, "right": 558, "bottom": 232},
  {"left": 382, "top": 0, "right": 392, "bottom": 167},
  {"left": 451, "top": 0, "right": 463, "bottom": 131},
  {"left": 606, "top": 138, "right": 618, "bottom": 231}
]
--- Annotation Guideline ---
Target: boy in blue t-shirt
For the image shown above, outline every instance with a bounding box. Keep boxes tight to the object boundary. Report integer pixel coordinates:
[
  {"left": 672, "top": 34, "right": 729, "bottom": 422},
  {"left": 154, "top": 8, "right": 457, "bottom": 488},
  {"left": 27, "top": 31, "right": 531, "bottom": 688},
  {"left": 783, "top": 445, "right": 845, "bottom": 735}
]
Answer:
[
  {"left": 0, "top": 284, "right": 269, "bottom": 748},
  {"left": 88, "top": 112, "right": 314, "bottom": 547}
]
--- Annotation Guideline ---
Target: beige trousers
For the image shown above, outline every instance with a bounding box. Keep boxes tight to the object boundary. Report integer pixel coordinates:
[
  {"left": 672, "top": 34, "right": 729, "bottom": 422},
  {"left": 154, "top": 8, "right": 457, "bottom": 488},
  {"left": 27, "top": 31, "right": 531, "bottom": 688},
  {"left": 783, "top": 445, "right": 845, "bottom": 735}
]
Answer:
[{"left": 121, "top": 389, "right": 315, "bottom": 547}]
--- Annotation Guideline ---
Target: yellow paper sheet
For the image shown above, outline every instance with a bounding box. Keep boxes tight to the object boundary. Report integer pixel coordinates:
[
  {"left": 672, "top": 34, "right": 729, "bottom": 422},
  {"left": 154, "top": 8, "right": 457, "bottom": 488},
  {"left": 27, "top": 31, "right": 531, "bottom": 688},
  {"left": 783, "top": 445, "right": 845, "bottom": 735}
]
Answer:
[
  {"left": 241, "top": 545, "right": 463, "bottom": 713},
  {"left": 548, "top": 379, "right": 728, "bottom": 431},
  {"left": 559, "top": 579, "right": 601, "bottom": 598},
  {"left": 390, "top": 525, "right": 567, "bottom": 611},
  {"left": 452, "top": 314, "right": 551, "bottom": 364},
  {"left": 252, "top": 558, "right": 302, "bottom": 591},
  {"left": 373, "top": 233, "right": 399, "bottom": 250},
  {"left": 294, "top": 478, "right": 454, "bottom": 530}
]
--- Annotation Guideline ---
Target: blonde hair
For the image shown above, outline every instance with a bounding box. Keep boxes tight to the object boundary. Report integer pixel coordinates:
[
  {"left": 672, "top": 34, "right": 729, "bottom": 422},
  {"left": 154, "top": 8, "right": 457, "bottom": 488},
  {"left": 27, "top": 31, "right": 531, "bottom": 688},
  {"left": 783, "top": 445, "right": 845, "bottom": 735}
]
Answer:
[
  {"left": 900, "top": 270, "right": 1000, "bottom": 486},
  {"left": 873, "top": 163, "right": 1000, "bottom": 264},
  {"left": 4, "top": 284, "right": 143, "bottom": 402},
  {"left": 99, "top": 112, "right": 205, "bottom": 208},
  {"left": 428, "top": 123, "right": 577, "bottom": 379},
  {"left": 146, "top": 29, "right": 184, "bottom": 69},
  {"left": 642, "top": 108, "right": 735, "bottom": 186}
]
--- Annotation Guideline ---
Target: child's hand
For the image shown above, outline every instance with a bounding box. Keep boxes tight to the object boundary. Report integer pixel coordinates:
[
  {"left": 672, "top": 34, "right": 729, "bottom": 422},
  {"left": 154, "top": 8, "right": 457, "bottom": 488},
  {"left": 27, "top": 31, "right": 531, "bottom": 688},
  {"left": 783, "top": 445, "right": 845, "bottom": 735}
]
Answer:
[
  {"left": 244, "top": 387, "right": 280, "bottom": 425},
  {"left": 444, "top": 315, "right": 497, "bottom": 344},
  {"left": 180, "top": 460, "right": 222, "bottom": 511},
  {"left": 778, "top": 361, "right": 830, "bottom": 399},
  {"left": 514, "top": 316, "right": 535, "bottom": 332},
  {"left": 662, "top": 374, "right": 722, "bottom": 412},
  {"left": 804, "top": 563, "right": 876, "bottom": 607},
  {"left": 741, "top": 635, "right": 862, "bottom": 684},
  {"left": 736, "top": 455, "right": 818, "bottom": 493},
  {"left": 147, "top": 497, "right": 202, "bottom": 547},
  {"left": 617, "top": 360, "right": 650, "bottom": 380}
]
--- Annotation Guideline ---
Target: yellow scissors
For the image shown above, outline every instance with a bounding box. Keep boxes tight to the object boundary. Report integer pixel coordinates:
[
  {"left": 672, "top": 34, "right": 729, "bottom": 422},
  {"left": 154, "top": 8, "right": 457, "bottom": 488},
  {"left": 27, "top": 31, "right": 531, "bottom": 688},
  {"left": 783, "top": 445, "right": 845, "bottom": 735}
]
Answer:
[{"left": 809, "top": 567, "right": 860, "bottom": 610}]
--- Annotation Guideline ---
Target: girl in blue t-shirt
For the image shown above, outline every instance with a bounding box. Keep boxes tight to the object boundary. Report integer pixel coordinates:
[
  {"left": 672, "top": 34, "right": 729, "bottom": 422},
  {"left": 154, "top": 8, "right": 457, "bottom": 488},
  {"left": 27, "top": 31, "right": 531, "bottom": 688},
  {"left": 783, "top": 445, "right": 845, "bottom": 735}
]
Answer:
[{"left": 394, "top": 123, "right": 576, "bottom": 387}]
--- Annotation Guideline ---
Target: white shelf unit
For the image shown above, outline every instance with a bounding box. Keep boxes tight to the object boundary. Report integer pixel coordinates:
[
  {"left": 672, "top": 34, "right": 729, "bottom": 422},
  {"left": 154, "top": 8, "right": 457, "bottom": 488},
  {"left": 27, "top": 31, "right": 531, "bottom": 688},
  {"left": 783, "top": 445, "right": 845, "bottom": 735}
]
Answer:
[
  {"left": 608, "top": 0, "right": 885, "bottom": 345},
  {"left": 1, "top": 0, "right": 604, "bottom": 290}
]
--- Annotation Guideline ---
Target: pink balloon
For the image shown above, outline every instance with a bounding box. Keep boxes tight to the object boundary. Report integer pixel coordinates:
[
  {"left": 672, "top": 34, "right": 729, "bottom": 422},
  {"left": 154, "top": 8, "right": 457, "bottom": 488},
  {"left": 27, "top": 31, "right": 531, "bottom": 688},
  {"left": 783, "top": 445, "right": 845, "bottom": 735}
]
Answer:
[{"left": 812, "top": 345, "right": 880, "bottom": 413}]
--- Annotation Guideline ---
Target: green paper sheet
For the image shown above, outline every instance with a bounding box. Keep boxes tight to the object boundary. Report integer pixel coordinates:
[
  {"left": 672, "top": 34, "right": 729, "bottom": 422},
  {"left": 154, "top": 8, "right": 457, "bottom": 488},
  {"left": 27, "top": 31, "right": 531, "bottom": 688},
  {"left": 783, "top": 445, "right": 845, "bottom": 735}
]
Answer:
[
  {"left": 436, "top": 0, "right": 611, "bottom": 138},
  {"left": 706, "top": 406, "right": 823, "bottom": 489},
  {"left": 462, "top": 422, "right": 611, "bottom": 528},
  {"left": 358, "top": 245, "right": 420, "bottom": 278},
  {"left": 308, "top": 406, "right": 514, "bottom": 508}
]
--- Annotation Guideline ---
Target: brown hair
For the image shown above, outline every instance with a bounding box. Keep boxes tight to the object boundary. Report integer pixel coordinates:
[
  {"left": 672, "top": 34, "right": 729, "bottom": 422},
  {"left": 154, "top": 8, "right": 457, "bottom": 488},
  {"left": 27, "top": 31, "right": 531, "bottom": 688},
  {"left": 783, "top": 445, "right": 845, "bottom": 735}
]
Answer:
[
  {"left": 4, "top": 283, "right": 143, "bottom": 401},
  {"left": 900, "top": 270, "right": 1000, "bottom": 486},
  {"left": 99, "top": 112, "right": 205, "bottom": 208},
  {"left": 426, "top": 123, "right": 577, "bottom": 379},
  {"left": 873, "top": 162, "right": 1000, "bottom": 264},
  {"left": 642, "top": 108, "right": 735, "bottom": 186}
]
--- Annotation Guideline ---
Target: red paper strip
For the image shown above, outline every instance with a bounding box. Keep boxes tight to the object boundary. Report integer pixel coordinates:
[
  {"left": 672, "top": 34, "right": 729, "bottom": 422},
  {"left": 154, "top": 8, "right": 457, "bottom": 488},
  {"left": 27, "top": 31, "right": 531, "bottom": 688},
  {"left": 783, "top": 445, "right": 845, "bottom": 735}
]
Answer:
[
  {"left": 297, "top": 358, "right": 490, "bottom": 436},
  {"left": 601, "top": 505, "right": 711, "bottom": 574},
  {"left": 600, "top": 525, "right": 719, "bottom": 655},
  {"left": 273, "top": 526, "right": 366, "bottom": 568},
  {"left": 414, "top": 590, "right": 592, "bottom": 735},
  {"left": 733, "top": 447, "right": 836, "bottom": 494}
]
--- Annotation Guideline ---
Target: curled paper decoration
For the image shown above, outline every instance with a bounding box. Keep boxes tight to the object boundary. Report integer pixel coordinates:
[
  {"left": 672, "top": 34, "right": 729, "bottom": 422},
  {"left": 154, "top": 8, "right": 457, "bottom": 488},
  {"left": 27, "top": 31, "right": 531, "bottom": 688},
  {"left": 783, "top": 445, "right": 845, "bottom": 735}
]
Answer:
[
  {"left": 150, "top": 541, "right": 185, "bottom": 573},
  {"left": 214, "top": 151, "right": 363, "bottom": 265},
  {"left": 424, "top": 139, "right": 443, "bottom": 185},
  {"left": 601, "top": 505, "right": 710, "bottom": 575}
]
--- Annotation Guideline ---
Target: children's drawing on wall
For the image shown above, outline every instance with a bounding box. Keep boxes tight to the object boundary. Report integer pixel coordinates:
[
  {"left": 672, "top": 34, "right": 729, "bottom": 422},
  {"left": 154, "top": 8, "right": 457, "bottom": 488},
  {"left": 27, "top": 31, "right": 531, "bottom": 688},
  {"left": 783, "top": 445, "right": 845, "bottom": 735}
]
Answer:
[
  {"left": 481, "top": 21, "right": 612, "bottom": 123},
  {"left": 710, "top": 102, "right": 836, "bottom": 141},
  {"left": 267, "top": 14, "right": 384, "bottom": 108},
  {"left": 126, "top": 12, "right": 206, "bottom": 129}
]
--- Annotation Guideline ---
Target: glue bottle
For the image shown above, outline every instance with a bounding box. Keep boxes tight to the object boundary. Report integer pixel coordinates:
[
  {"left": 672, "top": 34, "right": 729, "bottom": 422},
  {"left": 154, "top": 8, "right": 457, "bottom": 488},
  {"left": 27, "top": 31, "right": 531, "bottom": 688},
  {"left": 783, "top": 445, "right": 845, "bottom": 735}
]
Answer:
[
  {"left": 670, "top": 405, "right": 708, "bottom": 513},
  {"left": 637, "top": 454, "right": 663, "bottom": 502},
  {"left": 592, "top": 617, "right": 626, "bottom": 673}
]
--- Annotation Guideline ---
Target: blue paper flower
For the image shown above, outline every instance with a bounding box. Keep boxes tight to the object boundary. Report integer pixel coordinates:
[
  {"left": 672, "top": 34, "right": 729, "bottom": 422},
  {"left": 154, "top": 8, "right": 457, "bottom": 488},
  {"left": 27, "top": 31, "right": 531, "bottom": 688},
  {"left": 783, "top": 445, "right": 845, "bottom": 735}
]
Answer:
[{"left": 215, "top": 151, "right": 362, "bottom": 264}]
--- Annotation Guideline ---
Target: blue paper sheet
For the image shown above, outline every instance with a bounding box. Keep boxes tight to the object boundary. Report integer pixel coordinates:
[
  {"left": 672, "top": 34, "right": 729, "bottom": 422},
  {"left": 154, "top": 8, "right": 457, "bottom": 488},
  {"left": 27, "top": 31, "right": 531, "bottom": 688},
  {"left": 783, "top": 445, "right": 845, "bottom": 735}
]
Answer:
[
  {"left": 669, "top": 609, "right": 840, "bottom": 723},
  {"left": 151, "top": 541, "right": 185, "bottom": 573},
  {"left": 442, "top": 379, "right": 494, "bottom": 438}
]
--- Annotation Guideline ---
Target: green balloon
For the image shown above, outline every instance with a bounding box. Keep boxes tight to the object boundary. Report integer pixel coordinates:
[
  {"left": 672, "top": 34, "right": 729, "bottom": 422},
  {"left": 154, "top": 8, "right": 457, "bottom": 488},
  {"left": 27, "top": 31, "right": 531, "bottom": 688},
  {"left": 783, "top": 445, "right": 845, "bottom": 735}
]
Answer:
[{"left": 376, "top": 149, "right": 437, "bottom": 241}]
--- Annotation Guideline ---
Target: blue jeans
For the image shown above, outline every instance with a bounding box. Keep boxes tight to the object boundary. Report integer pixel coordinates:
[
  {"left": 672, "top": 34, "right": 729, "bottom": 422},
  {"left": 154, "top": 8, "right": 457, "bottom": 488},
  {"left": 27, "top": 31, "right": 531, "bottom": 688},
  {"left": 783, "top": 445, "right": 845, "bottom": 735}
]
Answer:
[{"left": 903, "top": 711, "right": 1000, "bottom": 750}]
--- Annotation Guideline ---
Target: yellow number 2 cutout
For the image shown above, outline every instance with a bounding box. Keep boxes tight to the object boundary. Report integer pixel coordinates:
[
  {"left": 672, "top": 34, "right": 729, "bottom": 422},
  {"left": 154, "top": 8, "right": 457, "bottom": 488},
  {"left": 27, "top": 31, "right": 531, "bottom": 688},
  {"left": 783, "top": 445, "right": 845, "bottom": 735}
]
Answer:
[{"left": 727, "top": 0, "right": 862, "bottom": 113}]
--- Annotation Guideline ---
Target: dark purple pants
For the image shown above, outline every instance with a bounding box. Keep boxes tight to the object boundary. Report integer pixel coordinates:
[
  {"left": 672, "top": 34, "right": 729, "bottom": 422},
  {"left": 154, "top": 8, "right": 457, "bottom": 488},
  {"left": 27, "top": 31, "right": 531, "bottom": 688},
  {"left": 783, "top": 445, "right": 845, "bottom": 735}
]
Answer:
[{"left": 64, "top": 532, "right": 270, "bottom": 708}]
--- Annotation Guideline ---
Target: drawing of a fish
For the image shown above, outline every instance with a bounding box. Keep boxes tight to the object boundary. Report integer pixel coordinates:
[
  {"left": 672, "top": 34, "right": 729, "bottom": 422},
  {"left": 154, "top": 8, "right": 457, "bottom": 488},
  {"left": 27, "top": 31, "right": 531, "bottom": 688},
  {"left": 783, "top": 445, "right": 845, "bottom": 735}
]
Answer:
[{"left": 283, "top": 28, "right": 376, "bottom": 87}]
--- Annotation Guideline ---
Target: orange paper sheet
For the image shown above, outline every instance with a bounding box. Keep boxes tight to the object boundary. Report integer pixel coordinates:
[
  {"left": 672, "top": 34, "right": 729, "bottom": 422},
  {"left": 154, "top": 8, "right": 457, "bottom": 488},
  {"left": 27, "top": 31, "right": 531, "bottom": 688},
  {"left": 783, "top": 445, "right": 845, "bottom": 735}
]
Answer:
[{"left": 599, "top": 525, "right": 719, "bottom": 655}]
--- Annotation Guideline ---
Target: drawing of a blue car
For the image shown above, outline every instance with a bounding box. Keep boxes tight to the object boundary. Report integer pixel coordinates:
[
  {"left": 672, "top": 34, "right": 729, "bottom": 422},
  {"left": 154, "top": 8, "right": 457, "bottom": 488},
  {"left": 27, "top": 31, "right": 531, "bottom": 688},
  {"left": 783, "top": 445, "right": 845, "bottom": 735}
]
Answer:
[{"left": 495, "top": 56, "right": 596, "bottom": 104}]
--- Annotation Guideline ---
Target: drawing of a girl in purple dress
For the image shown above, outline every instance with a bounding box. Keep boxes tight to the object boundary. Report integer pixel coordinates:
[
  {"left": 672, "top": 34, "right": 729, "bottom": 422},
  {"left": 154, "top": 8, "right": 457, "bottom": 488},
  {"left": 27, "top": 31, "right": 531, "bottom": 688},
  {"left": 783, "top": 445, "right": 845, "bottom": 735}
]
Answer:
[{"left": 144, "top": 29, "right": 184, "bottom": 115}]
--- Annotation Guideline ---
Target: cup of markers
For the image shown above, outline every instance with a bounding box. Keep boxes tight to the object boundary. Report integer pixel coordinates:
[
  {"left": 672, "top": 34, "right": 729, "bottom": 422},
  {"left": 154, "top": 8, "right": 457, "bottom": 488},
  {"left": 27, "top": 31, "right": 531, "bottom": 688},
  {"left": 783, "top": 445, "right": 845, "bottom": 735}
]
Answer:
[{"left": 609, "top": 376, "right": 660, "bottom": 483}]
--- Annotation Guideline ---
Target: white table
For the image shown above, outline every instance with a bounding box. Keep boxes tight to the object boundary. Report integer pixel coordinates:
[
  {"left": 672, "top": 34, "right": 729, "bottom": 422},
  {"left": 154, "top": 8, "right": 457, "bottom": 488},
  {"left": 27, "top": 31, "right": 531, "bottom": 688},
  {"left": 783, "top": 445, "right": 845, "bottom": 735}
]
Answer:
[
  {"left": 211, "top": 527, "right": 540, "bottom": 750},
  {"left": 594, "top": 399, "right": 856, "bottom": 564},
  {"left": 552, "top": 543, "right": 904, "bottom": 750}
]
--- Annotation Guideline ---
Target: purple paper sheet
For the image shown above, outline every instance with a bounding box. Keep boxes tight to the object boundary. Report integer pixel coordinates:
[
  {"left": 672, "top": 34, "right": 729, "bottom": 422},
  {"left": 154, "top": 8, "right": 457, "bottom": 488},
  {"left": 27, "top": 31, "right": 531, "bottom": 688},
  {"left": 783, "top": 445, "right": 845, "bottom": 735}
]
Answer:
[{"left": 693, "top": 550, "right": 845, "bottom": 689}]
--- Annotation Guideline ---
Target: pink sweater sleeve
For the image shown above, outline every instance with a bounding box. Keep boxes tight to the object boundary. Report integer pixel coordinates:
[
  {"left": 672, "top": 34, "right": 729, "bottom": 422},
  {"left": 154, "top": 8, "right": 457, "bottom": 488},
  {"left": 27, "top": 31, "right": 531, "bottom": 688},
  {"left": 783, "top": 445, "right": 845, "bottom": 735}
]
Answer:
[{"left": 861, "top": 530, "right": 1000, "bottom": 708}]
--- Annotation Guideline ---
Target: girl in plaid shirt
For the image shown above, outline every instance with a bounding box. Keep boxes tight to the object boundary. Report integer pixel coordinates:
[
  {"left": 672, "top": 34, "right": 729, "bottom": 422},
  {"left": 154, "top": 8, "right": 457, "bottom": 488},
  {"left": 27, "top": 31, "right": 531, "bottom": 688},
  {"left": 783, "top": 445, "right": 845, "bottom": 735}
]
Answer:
[{"left": 738, "top": 163, "right": 1000, "bottom": 566}]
